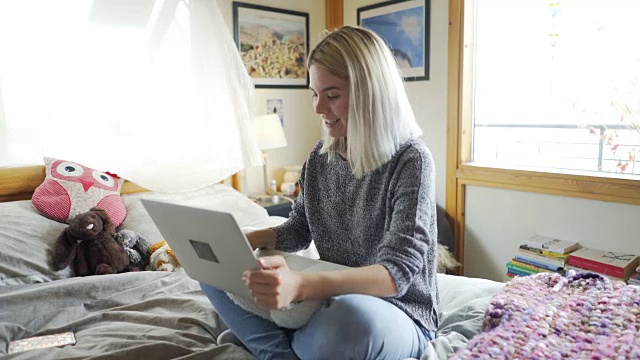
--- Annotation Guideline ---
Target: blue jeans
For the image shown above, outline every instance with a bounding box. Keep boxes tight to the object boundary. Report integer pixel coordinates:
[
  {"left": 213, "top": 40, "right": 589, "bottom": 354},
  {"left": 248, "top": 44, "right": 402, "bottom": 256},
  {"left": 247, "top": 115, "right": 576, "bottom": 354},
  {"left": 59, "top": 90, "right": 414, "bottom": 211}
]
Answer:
[{"left": 200, "top": 283, "right": 435, "bottom": 360}]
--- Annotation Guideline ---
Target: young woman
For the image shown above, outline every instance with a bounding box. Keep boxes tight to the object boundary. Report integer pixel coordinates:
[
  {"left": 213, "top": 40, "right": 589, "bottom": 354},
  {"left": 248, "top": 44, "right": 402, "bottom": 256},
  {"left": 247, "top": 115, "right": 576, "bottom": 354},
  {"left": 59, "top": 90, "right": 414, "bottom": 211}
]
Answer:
[{"left": 201, "top": 25, "right": 438, "bottom": 360}]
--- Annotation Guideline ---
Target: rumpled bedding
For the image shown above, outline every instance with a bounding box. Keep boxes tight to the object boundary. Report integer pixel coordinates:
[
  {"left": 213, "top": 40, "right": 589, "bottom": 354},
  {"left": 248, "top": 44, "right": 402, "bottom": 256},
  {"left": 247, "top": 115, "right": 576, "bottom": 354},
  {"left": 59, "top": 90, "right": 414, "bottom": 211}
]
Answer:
[
  {"left": 0, "top": 269, "right": 254, "bottom": 359},
  {"left": 0, "top": 271, "right": 507, "bottom": 359},
  {"left": 0, "top": 183, "right": 509, "bottom": 359},
  {"left": 0, "top": 185, "right": 276, "bottom": 358},
  {"left": 422, "top": 274, "right": 506, "bottom": 359}
]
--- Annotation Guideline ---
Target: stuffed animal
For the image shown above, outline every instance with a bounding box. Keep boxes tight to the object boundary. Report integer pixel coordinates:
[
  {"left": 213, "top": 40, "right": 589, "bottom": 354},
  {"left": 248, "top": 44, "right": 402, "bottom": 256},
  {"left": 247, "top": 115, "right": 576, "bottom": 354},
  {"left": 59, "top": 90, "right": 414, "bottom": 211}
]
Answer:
[
  {"left": 114, "top": 230, "right": 150, "bottom": 271},
  {"left": 147, "top": 240, "right": 180, "bottom": 272},
  {"left": 51, "top": 208, "right": 130, "bottom": 276},
  {"left": 437, "top": 243, "right": 460, "bottom": 273}
]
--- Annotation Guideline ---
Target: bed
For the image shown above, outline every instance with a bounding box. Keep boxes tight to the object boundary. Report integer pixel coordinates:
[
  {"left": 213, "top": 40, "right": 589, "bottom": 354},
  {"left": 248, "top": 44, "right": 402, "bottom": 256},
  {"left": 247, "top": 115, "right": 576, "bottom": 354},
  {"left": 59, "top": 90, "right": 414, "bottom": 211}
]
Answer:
[{"left": 0, "top": 165, "right": 507, "bottom": 359}]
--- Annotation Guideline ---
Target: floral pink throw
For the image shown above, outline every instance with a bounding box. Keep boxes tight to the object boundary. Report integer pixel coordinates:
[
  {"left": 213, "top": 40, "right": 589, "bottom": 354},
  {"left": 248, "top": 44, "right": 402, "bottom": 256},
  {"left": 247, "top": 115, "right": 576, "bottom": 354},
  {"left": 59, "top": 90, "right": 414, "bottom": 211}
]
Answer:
[{"left": 452, "top": 272, "right": 640, "bottom": 359}]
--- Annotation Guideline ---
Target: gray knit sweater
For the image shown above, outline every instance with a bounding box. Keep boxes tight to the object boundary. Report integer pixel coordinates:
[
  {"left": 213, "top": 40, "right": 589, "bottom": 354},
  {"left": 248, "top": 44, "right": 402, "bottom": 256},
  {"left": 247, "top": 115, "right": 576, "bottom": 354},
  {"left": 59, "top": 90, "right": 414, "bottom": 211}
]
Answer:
[{"left": 272, "top": 139, "right": 439, "bottom": 332}]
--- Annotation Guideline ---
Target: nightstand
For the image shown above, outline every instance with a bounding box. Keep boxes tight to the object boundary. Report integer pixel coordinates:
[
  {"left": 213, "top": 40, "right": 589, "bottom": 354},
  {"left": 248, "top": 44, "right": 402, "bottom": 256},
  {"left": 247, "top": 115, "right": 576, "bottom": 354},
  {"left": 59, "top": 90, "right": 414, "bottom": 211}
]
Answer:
[{"left": 251, "top": 194, "right": 294, "bottom": 218}]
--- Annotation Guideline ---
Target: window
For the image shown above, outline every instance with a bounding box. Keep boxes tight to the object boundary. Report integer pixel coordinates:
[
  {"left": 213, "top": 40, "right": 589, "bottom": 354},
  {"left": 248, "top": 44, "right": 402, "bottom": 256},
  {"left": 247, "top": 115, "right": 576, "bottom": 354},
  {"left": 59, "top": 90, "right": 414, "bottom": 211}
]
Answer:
[
  {"left": 472, "top": 0, "right": 640, "bottom": 177},
  {"left": 447, "top": 0, "right": 640, "bottom": 210}
]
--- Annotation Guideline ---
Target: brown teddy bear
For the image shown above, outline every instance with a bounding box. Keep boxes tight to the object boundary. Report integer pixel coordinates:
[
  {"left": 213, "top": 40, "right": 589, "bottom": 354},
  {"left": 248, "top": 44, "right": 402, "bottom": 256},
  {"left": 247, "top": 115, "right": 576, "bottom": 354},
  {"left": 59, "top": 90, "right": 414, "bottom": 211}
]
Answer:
[{"left": 51, "top": 208, "right": 130, "bottom": 276}]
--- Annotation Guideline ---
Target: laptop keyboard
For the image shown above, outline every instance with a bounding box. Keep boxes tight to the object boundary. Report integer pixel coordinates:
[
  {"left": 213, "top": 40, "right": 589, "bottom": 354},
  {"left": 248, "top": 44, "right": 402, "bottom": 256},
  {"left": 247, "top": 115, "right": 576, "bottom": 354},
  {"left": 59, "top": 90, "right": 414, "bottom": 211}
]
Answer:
[
  {"left": 254, "top": 249, "right": 350, "bottom": 273},
  {"left": 283, "top": 254, "right": 350, "bottom": 273},
  {"left": 283, "top": 254, "right": 317, "bottom": 272}
]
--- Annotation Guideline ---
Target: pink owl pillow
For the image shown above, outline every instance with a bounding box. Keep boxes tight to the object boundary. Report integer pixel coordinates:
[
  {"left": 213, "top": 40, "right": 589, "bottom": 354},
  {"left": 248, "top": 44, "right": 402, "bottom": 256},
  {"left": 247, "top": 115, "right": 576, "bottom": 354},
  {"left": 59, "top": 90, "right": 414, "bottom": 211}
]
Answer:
[{"left": 32, "top": 157, "right": 127, "bottom": 226}]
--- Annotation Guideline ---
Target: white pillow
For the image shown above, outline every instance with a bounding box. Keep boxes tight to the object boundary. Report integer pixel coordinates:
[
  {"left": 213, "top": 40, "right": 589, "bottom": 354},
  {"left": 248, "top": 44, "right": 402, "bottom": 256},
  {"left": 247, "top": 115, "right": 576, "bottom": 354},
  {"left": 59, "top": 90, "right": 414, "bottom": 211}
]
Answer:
[{"left": 119, "top": 184, "right": 270, "bottom": 246}]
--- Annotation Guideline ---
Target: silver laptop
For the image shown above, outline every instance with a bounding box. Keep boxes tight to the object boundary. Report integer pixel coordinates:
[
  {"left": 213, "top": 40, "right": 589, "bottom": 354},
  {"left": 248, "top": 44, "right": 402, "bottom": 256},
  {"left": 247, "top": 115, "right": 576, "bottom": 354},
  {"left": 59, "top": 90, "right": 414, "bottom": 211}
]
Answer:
[{"left": 140, "top": 199, "right": 347, "bottom": 299}]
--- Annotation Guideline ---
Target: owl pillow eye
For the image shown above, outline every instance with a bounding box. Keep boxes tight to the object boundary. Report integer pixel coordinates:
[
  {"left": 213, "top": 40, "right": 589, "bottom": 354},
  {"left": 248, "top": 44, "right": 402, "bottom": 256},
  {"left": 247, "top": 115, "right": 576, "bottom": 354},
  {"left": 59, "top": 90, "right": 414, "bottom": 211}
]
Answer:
[
  {"left": 93, "top": 171, "right": 116, "bottom": 187},
  {"left": 56, "top": 162, "right": 84, "bottom": 177}
]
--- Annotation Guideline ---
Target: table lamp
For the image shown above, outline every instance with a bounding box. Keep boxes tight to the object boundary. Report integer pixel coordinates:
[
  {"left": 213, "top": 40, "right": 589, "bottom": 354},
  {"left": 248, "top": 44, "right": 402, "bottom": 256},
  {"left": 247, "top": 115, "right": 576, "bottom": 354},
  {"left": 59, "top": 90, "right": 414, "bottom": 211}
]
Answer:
[{"left": 253, "top": 113, "right": 288, "bottom": 197}]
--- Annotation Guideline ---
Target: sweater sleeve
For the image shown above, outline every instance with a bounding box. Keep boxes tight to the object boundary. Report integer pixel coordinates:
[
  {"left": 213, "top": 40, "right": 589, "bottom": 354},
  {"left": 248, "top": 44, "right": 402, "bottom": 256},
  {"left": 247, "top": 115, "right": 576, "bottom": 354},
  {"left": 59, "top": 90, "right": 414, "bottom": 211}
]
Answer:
[
  {"left": 375, "top": 146, "right": 437, "bottom": 297},
  {"left": 271, "top": 160, "right": 312, "bottom": 253}
]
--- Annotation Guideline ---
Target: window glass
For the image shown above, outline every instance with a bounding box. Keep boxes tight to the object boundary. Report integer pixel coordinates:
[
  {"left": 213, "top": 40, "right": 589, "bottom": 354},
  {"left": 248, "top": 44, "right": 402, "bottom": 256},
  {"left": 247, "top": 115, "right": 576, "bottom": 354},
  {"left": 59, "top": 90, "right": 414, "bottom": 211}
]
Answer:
[{"left": 473, "top": 0, "right": 640, "bottom": 176}]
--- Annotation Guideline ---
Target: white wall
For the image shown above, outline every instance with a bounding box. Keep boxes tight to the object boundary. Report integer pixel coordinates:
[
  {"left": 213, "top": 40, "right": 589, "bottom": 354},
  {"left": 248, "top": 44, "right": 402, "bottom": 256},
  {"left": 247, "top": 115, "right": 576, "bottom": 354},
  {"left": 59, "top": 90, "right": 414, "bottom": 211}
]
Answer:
[
  {"left": 217, "top": 0, "right": 448, "bottom": 204},
  {"left": 343, "top": 0, "right": 449, "bottom": 206},
  {"left": 216, "top": 0, "right": 324, "bottom": 195},
  {"left": 465, "top": 186, "right": 640, "bottom": 282}
]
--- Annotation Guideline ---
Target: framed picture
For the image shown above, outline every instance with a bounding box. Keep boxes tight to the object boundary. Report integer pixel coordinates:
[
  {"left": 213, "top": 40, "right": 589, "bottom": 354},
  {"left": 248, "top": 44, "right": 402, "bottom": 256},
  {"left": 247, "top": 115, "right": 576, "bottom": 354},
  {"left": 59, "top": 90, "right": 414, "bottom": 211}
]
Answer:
[
  {"left": 232, "top": 2, "right": 309, "bottom": 88},
  {"left": 358, "top": 0, "right": 430, "bottom": 81}
]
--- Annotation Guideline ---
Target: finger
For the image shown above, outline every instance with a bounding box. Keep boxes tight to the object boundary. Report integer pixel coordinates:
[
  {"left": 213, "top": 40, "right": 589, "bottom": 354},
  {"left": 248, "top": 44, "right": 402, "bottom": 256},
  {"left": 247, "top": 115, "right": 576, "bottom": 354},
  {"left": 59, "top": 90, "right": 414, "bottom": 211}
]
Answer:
[
  {"left": 248, "top": 283, "right": 278, "bottom": 296},
  {"left": 244, "top": 270, "right": 281, "bottom": 285},
  {"left": 258, "top": 255, "right": 287, "bottom": 270},
  {"left": 242, "top": 270, "right": 280, "bottom": 283}
]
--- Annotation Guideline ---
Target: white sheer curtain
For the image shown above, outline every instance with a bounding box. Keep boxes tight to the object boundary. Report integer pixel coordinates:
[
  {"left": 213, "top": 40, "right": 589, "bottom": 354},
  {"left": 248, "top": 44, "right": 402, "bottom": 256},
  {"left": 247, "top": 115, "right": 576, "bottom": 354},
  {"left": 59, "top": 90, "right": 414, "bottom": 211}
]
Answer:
[{"left": 0, "top": 0, "right": 262, "bottom": 192}]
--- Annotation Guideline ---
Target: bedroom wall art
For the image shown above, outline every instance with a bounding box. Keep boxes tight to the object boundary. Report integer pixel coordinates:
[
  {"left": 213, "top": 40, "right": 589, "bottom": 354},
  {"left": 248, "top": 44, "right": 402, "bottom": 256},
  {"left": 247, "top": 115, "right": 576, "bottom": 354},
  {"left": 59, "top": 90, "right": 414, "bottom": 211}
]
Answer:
[
  {"left": 266, "top": 98, "right": 284, "bottom": 126},
  {"left": 357, "top": 0, "right": 430, "bottom": 81},
  {"left": 232, "top": 2, "right": 310, "bottom": 88}
]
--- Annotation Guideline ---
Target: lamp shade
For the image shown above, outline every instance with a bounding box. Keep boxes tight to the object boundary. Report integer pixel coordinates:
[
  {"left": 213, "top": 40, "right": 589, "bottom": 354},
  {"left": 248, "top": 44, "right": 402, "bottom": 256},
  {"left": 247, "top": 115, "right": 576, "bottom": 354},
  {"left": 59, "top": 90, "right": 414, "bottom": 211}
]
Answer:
[{"left": 254, "top": 114, "right": 287, "bottom": 151}]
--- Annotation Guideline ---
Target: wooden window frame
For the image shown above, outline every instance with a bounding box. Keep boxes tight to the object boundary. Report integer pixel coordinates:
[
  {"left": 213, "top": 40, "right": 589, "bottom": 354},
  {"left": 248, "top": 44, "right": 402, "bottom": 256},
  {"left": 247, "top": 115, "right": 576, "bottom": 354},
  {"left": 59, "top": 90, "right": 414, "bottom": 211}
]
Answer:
[{"left": 447, "top": 0, "right": 640, "bottom": 275}]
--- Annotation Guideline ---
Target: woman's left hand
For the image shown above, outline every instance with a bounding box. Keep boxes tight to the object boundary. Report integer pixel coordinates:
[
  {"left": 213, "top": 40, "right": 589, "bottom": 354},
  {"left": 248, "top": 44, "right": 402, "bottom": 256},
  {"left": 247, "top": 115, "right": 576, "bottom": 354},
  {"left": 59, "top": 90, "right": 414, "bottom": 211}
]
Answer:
[{"left": 243, "top": 255, "right": 303, "bottom": 309}]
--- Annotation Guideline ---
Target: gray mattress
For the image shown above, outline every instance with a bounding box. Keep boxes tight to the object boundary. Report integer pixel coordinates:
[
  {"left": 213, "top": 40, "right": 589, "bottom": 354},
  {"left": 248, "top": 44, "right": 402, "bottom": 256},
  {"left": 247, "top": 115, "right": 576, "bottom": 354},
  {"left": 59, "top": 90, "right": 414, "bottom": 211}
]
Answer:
[
  {"left": 0, "top": 270, "right": 253, "bottom": 359},
  {"left": 0, "top": 185, "right": 505, "bottom": 359}
]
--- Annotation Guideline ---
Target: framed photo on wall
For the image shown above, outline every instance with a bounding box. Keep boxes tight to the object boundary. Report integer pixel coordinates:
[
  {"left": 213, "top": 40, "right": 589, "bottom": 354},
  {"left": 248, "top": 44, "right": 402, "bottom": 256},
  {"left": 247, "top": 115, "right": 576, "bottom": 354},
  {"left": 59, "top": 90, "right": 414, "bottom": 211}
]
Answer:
[
  {"left": 232, "top": 2, "right": 309, "bottom": 88},
  {"left": 358, "top": 0, "right": 430, "bottom": 81}
]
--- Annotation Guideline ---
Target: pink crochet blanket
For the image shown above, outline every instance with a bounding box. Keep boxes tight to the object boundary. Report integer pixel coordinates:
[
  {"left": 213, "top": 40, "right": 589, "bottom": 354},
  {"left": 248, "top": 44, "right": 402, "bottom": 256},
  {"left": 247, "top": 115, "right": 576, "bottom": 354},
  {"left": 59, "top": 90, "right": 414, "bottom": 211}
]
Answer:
[{"left": 452, "top": 272, "right": 640, "bottom": 359}]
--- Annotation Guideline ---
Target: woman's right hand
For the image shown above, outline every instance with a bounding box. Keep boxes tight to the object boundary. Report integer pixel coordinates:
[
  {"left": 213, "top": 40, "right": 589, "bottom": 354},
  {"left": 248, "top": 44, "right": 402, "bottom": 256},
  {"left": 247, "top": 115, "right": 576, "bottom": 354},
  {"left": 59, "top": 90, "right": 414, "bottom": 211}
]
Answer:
[{"left": 243, "top": 255, "right": 304, "bottom": 309}]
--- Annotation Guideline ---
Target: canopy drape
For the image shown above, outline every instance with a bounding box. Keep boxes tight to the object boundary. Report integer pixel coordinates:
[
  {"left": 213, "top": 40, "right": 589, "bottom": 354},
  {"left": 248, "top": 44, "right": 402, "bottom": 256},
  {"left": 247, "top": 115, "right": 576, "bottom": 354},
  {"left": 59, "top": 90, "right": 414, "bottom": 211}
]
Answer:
[{"left": 0, "top": 0, "right": 262, "bottom": 192}]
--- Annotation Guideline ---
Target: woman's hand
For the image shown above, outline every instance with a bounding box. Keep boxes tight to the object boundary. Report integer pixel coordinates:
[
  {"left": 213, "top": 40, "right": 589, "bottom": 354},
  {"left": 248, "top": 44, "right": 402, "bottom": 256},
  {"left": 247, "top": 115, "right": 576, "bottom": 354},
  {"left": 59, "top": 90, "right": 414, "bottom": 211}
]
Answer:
[{"left": 243, "top": 255, "right": 303, "bottom": 309}]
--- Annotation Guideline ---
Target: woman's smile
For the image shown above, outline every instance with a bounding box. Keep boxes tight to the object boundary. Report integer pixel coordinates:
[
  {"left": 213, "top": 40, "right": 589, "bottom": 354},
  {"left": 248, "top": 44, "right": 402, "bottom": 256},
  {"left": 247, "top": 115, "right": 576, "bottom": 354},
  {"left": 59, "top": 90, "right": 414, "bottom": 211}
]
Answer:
[
  {"left": 324, "top": 118, "right": 341, "bottom": 127},
  {"left": 310, "top": 65, "right": 349, "bottom": 138}
]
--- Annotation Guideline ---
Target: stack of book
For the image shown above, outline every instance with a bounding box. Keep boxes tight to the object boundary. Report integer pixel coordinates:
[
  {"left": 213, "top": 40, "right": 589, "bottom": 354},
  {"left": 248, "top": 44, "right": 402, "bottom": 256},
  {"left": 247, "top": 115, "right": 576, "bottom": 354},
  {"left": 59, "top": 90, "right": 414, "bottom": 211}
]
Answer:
[
  {"left": 506, "top": 235, "right": 579, "bottom": 278},
  {"left": 566, "top": 247, "right": 639, "bottom": 284}
]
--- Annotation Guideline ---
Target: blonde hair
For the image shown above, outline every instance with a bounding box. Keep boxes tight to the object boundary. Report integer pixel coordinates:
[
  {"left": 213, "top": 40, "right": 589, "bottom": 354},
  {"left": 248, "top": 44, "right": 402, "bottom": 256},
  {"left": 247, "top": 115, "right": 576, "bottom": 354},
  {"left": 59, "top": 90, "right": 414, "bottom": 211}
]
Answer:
[{"left": 307, "top": 25, "right": 422, "bottom": 178}]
